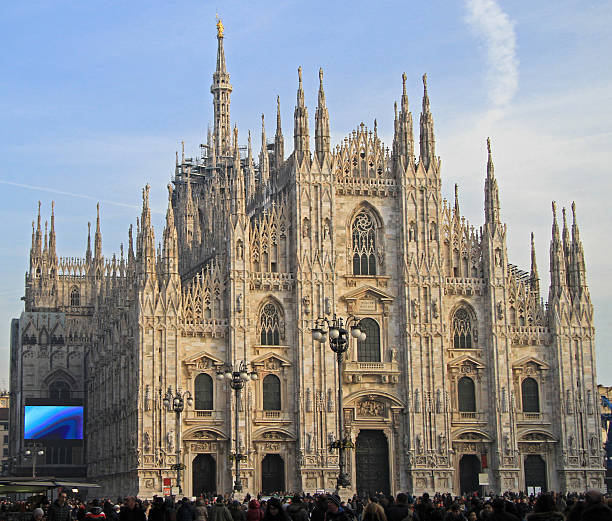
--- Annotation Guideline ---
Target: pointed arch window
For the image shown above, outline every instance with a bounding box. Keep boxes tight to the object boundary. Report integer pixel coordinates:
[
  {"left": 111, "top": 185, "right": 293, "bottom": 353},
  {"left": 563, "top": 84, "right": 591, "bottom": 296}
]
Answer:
[
  {"left": 453, "top": 308, "right": 474, "bottom": 348},
  {"left": 357, "top": 318, "right": 381, "bottom": 362},
  {"left": 195, "top": 373, "right": 214, "bottom": 410},
  {"left": 49, "top": 380, "right": 70, "bottom": 401},
  {"left": 352, "top": 211, "right": 377, "bottom": 275},
  {"left": 458, "top": 376, "right": 476, "bottom": 412},
  {"left": 263, "top": 375, "right": 281, "bottom": 411},
  {"left": 70, "top": 287, "right": 80, "bottom": 307},
  {"left": 521, "top": 377, "right": 540, "bottom": 413},
  {"left": 260, "top": 302, "right": 281, "bottom": 345}
]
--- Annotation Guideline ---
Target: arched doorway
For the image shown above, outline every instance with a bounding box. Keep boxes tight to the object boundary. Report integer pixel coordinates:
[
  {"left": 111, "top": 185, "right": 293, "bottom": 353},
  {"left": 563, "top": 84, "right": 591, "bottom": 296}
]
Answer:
[
  {"left": 261, "top": 454, "right": 285, "bottom": 494},
  {"left": 459, "top": 454, "right": 481, "bottom": 495},
  {"left": 524, "top": 455, "right": 547, "bottom": 493},
  {"left": 192, "top": 454, "right": 216, "bottom": 497},
  {"left": 356, "top": 430, "right": 390, "bottom": 497}
]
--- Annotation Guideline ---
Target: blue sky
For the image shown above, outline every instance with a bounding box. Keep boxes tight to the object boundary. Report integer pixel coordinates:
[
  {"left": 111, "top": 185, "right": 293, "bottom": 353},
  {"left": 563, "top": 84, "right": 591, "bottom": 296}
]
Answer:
[{"left": 1, "top": 1, "right": 611, "bottom": 387}]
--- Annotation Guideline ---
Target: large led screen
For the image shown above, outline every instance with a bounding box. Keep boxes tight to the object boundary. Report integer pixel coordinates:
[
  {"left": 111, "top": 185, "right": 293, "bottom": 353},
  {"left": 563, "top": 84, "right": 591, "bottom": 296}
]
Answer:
[{"left": 24, "top": 406, "right": 83, "bottom": 440}]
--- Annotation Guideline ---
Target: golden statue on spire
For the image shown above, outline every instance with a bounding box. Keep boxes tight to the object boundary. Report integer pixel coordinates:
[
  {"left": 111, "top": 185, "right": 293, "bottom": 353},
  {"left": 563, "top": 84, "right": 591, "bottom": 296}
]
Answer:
[{"left": 216, "top": 16, "right": 224, "bottom": 38}]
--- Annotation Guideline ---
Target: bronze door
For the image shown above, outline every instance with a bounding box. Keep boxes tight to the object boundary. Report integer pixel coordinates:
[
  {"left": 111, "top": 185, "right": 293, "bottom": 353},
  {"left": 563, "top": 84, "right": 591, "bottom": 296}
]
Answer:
[
  {"left": 524, "top": 455, "right": 547, "bottom": 493},
  {"left": 261, "top": 454, "right": 285, "bottom": 494},
  {"left": 459, "top": 454, "right": 481, "bottom": 494},
  {"left": 192, "top": 454, "right": 216, "bottom": 496},
  {"left": 356, "top": 430, "right": 390, "bottom": 496}
]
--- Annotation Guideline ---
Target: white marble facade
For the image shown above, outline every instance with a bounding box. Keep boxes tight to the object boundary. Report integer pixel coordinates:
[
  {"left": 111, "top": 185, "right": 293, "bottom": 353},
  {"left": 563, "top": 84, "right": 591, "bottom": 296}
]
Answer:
[{"left": 10, "top": 21, "right": 604, "bottom": 498}]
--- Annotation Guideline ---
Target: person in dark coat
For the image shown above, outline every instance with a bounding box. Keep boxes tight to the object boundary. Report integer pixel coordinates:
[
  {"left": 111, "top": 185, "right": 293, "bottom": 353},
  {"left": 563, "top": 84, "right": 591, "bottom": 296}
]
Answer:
[
  {"left": 310, "top": 496, "right": 327, "bottom": 521},
  {"left": 488, "top": 498, "right": 519, "bottom": 521},
  {"left": 208, "top": 497, "right": 233, "bottom": 521},
  {"left": 386, "top": 494, "right": 411, "bottom": 521},
  {"left": 325, "top": 496, "right": 350, "bottom": 521},
  {"left": 48, "top": 494, "right": 73, "bottom": 521},
  {"left": 262, "top": 499, "right": 289, "bottom": 521},
  {"left": 177, "top": 499, "right": 196, "bottom": 521},
  {"left": 120, "top": 497, "right": 146, "bottom": 521},
  {"left": 416, "top": 494, "right": 435, "bottom": 521},
  {"left": 148, "top": 498, "right": 166, "bottom": 521},
  {"left": 286, "top": 497, "right": 308, "bottom": 521}
]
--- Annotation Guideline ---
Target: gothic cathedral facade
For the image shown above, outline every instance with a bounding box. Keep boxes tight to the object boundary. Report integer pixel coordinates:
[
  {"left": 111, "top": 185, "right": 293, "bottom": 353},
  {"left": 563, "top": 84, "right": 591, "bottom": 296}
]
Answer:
[{"left": 9, "top": 23, "right": 604, "bottom": 497}]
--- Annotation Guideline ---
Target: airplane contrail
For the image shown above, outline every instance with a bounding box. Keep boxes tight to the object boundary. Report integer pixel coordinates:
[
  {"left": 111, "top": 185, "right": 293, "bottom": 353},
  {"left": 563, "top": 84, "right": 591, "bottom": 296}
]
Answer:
[{"left": 0, "top": 179, "right": 164, "bottom": 214}]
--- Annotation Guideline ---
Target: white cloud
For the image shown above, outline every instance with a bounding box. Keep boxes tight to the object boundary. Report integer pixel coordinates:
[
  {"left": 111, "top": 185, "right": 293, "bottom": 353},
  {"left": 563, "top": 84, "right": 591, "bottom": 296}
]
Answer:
[{"left": 465, "top": 0, "right": 519, "bottom": 114}]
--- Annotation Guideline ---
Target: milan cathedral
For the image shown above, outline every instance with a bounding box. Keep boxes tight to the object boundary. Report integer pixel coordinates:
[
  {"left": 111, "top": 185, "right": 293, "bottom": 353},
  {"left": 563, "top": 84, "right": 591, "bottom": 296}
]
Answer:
[{"left": 9, "top": 21, "right": 604, "bottom": 497}]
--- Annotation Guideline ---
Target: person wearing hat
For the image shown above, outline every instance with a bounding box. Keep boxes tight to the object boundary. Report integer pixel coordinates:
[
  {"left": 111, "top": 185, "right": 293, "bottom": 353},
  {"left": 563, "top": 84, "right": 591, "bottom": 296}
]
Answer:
[{"left": 326, "top": 495, "right": 350, "bottom": 521}]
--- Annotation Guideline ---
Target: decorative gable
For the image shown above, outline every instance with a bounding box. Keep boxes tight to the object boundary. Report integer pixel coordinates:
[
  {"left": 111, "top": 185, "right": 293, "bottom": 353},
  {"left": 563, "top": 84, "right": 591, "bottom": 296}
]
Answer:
[{"left": 342, "top": 285, "right": 394, "bottom": 314}]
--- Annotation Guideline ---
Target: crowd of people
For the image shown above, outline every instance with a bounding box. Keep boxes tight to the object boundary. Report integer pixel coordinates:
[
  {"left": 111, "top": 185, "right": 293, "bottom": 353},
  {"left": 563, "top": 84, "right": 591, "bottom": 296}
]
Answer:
[{"left": 1, "top": 489, "right": 612, "bottom": 521}]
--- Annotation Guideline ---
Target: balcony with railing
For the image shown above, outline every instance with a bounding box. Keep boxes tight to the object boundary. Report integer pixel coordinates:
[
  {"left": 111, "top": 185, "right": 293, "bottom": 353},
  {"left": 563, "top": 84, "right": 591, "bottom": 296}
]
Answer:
[
  {"left": 344, "top": 361, "right": 400, "bottom": 383},
  {"left": 516, "top": 411, "right": 549, "bottom": 424},
  {"left": 253, "top": 410, "right": 292, "bottom": 424},
  {"left": 451, "top": 411, "right": 487, "bottom": 424},
  {"left": 185, "top": 409, "right": 224, "bottom": 424}
]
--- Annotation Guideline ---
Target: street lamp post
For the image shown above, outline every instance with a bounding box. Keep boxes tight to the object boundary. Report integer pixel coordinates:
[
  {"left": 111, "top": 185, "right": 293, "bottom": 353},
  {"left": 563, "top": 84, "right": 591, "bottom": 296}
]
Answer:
[
  {"left": 312, "top": 314, "right": 365, "bottom": 491},
  {"left": 162, "top": 387, "right": 193, "bottom": 495},
  {"left": 216, "top": 361, "right": 257, "bottom": 492},
  {"left": 24, "top": 443, "right": 45, "bottom": 478}
]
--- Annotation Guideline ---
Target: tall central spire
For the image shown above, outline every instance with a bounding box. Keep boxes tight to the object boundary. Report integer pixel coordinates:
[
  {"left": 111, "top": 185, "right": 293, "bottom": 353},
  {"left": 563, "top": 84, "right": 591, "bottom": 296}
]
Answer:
[{"left": 211, "top": 17, "right": 233, "bottom": 157}]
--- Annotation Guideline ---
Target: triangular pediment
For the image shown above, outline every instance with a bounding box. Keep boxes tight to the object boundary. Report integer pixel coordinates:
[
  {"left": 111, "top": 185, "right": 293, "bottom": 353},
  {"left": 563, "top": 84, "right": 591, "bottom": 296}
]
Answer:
[
  {"left": 447, "top": 354, "right": 485, "bottom": 369},
  {"left": 512, "top": 356, "right": 549, "bottom": 370},
  {"left": 183, "top": 351, "right": 225, "bottom": 369},
  {"left": 251, "top": 352, "right": 291, "bottom": 367},
  {"left": 342, "top": 285, "right": 394, "bottom": 303}
]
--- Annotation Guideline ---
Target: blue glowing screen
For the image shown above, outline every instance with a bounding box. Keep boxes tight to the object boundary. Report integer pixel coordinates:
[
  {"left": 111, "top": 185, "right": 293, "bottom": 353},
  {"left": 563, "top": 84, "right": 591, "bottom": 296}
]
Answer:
[{"left": 24, "top": 406, "right": 84, "bottom": 440}]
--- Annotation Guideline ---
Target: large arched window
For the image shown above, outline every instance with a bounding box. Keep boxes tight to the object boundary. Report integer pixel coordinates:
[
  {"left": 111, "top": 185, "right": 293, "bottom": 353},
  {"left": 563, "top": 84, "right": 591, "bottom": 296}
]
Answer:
[
  {"left": 357, "top": 318, "right": 381, "bottom": 362},
  {"left": 259, "top": 302, "right": 281, "bottom": 345},
  {"left": 70, "top": 287, "right": 80, "bottom": 307},
  {"left": 195, "top": 373, "right": 214, "bottom": 410},
  {"left": 453, "top": 308, "right": 474, "bottom": 348},
  {"left": 521, "top": 377, "right": 540, "bottom": 413},
  {"left": 352, "top": 211, "right": 377, "bottom": 275},
  {"left": 458, "top": 377, "right": 476, "bottom": 412},
  {"left": 49, "top": 380, "right": 70, "bottom": 401},
  {"left": 263, "top": 375, "right": 281, "bottom": 411}
]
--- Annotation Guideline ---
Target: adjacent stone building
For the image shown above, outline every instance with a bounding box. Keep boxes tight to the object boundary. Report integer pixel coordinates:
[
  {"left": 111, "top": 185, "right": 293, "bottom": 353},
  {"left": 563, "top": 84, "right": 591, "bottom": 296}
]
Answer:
[{"left": 9, "top": 21, "right": 604, "bottom": 497}]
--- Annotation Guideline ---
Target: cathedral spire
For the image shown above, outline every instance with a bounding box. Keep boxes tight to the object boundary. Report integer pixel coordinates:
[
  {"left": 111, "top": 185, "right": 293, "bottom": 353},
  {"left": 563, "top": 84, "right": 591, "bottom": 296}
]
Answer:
[
  {"left": 48, "top": 201, "right": 57, "bottom": 264},
  {"left": 549, "top": 201, "right": 568, "bottom": 300},
  {"left": 392, "top": 74, "right": 414, "bottom": 162},
  {"left": 139, "top": 184, "right": 156, "bottom": 278},
  {"left": 211, "top": 17, "right": 232, "bottom": 157},
  {"left": 231, "top": 125, "right": 246, "bottom": 217},
  {"left": 275, "top": 95, "right": 284, "bottom": 170},
  {"left": 162, "top": 184, "right": 179, "bottom": 279},
  {"left": 419, "top": 73, "right": 436, "bottom": 170},
  {"left": 128, "top": 223, "right": 135, "bottom": 266},
  {"left": 247, "top": 130, "right": 256, "bottom": 201},
  {"left": 86, "top": 222, "right": 92, "bottom": 263},
  {"left": 569, "top": 202, "right": 589, "bottom": 300},
  {"left": 315, "top": 68, "right": 331, "bottom": 164},
  {"left": 484, "top": 138, "right": 501, "bottom": 225},
  {"left": 530, "top": 232, "right": 540, "bottom": 297},
  {"left": 454, "top": 183, "right": 460, "bottom": 218},
  {"left": 43, "top": 220, "right": 48, "bottom": 255},
  {"left": 562, "top": 206, "right": 571, "bottom": 274},
  {"left": 293, "top": 66, "right": 310, "bottom": 158},
  {"left": 35, "top": 201, "right": 42, "bottom": 254},
  {"left": 94, "top": 203, "right": 102, "bottom": 260},
  {"left": 260, "top": 114, "right": 270, "bottom": 187}
]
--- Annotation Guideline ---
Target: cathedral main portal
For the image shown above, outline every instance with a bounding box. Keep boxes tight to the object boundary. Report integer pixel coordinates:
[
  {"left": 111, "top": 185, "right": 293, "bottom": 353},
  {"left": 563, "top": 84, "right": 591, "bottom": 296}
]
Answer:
[
  {"left": 356, "top": 430, "right": 390, "bottom": 496},
  {"left": 192, "top": 454, "right": 216, "bottom": 496}
]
